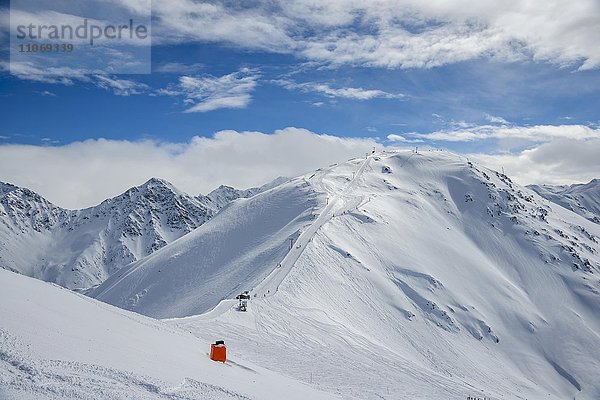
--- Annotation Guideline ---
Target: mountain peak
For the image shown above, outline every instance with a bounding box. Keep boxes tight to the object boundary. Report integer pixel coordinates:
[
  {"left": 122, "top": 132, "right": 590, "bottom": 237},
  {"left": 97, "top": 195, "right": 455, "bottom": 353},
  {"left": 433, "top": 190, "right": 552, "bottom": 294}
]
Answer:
[
  {"left": 0, "top": 181, "right": 19, "bottom": 198},
  {"left": 0, "top": 176, "right": 216, "bottom": 290},
  {"left": 214, "top": 184, "right": 236, "bottom": 191},
  {"left": 140, "top": 177, "right": 176, "bottom": 190}
]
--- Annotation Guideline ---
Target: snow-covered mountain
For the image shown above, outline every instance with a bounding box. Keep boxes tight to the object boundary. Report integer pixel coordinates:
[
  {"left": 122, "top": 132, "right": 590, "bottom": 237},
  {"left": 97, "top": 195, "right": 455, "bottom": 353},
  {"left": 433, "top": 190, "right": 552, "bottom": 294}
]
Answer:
[
  {"left": 92, "top": 176, "right": 318, "bottom": 316},
  {"left": 529, "top": 179, "right": 600, "bottom": 224},
  {"left": 201, "top": 177, "right": 289, "bottom": 211},
  {"left": 0, "top": 178, "right": 272, "bottom": 290},
  {"left": 91, "top": 150, "right": 600, "bottom": 400}
]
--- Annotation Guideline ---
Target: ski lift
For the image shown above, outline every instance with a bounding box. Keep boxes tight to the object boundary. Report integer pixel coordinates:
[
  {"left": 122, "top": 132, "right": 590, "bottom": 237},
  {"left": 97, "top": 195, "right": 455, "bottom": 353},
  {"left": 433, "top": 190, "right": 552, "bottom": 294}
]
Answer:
[{"left": 236, "top": 291, "right": 250, "bottom": 312}]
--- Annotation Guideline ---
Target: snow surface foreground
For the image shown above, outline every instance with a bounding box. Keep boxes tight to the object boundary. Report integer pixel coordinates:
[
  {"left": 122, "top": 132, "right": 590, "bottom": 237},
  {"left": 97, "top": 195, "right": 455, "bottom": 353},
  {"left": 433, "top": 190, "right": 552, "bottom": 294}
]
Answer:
[{"left": 0, "top": 269, "right": 338, "bottom": 400}]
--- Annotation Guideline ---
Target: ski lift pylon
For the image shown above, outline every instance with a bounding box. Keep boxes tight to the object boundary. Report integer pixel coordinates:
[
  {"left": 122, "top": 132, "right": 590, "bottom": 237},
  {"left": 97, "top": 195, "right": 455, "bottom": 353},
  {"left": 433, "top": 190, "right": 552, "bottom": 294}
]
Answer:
[{"left": 236, "top": 291, "right": 250, "bottom": 311}]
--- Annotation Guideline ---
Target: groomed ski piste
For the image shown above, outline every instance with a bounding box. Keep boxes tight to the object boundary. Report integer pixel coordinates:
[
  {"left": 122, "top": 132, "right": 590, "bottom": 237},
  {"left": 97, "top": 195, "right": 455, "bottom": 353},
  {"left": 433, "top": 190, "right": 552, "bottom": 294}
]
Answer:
[
  {"left": 254, "top": 152, "right": 373, "bottom": 298},
  {"left": 3, "top": 150, "right": 600, "bottom": 399},
  {"left": 166, "top": 154, "right": 373, "bottom": 320}
]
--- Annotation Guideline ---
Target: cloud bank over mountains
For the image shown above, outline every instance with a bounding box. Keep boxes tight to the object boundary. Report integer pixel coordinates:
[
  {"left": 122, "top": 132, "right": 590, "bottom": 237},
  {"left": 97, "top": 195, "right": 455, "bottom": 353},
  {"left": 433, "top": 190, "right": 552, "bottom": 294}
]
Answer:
[
  {"left": 1, "top": 126, "right": 597, "bottom": 209},
  {"left": 0, "top": 128, "right": 379, "bottom": 208}
]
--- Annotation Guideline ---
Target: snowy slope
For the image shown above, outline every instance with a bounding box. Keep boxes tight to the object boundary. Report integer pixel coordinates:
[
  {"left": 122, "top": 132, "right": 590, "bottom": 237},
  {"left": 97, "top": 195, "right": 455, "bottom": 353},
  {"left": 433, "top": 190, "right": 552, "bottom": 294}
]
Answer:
[
  {"left": 92, "top": 177, "right": 319, "bottom": 318},
  {"left": 0, "top": 178, "right": 271, "bottom": 290},
  {"left": 529, "top": 179, "right": 600, "bottom": 224},
  {"left": 93, "top": 150, "right": 600, "bottom": 400},
  {"left": 0, "top": 268, "right": 338, "bottom": 400},
  {"left": 201, "top": 177, "right": 289, "bottom": 211}
]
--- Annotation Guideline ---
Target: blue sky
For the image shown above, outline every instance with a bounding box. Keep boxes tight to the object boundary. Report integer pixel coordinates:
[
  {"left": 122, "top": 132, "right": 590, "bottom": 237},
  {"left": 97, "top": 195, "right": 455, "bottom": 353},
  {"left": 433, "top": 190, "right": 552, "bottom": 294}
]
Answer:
[
  {"left": 1, "top": 47, "right": 599, "bottom": 148},
  {"left": 0, "top": 0, "right": 599, "bottom": 208}
]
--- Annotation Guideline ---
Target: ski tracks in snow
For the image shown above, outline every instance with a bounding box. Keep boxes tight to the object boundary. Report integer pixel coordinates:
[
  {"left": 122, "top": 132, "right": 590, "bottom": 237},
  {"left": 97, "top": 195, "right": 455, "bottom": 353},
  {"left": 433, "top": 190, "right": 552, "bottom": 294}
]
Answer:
[
  {"left": 0, "top": 328, "right": 248, "bottom": 400},
  {"left": 172, "top": 156, "right": 373, "bottom": 320},
  {"left": 253, "top": 156, "right": 373, "bottom": 298}
]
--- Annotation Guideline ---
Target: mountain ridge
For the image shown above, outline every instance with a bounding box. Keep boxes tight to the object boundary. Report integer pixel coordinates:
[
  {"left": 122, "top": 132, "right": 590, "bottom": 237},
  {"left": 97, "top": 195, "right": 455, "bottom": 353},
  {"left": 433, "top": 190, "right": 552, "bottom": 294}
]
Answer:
[{"left": 529, "top": 179, "right": 600, "bottom": 224}]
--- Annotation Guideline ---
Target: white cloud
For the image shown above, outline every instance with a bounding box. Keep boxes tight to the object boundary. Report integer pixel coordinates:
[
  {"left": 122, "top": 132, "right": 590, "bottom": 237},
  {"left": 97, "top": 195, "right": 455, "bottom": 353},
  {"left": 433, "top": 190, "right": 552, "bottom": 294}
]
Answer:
[
  {"left": 1, "top": 61, "right": 149, "bottom": 96},
  {"left": 387, "top": 134, "right": 423, "bottom": 143},
  {"left": 150, "top": 0, "right": 293, "bottom": 51},
  {"left": 2, "top": 0, "right": 599, "bottom": 86},
  {"left": 40, "top": 137, "right": 60, "bottom": 145},
  {"left": 470, "top": 139, "right": 600, "bottom": 185},
  {"left": 160, "top": 68, "right": 259, "bottom": 112},
  {"left": 274, "top": 79, "right": 403, "bottom": 100},
  {"left": 154, "top": 63, "right": 204, "bottom": 74},
  {"left": 388, "top": 123, "right": 600, "bottom": 185},
  {"left": 484, "top": 114, "right": 509, "bottom": 125},
  {"left": 0, "top": 61, "right": 89, "bottom": 85},
  {"left": 93, "top": 75, "right": 149, "bottom": 96},
  {"left": 148, "top": 0, "right": 600, "bottom": 70},
  {"left": 1, "top": 125, "right": 596, "bottom": 208},
  {"left": 393, "top": 124, "right": 600, "bottom": 185},
  {"left": 4, "top": 0, "right": 598, "bottom": 90},
  {"left": 413, "top": 124, "right": 600, "bottom": 142},
  {"left": 0, "top": 128, "right": 380, "bottom": 209}
]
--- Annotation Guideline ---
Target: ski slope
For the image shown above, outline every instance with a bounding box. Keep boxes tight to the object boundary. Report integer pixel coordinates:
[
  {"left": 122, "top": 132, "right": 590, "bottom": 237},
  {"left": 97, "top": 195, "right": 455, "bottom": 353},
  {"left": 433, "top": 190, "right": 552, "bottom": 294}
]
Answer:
[
  {"left": 92, "top": 155, "right": 373, "bottom": 316},
  {"left": 254, "top": 154, "right": 372, "bottom": 297},
  {"left": 0, "top": 268, "right": 338, "bottom": 400}
]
